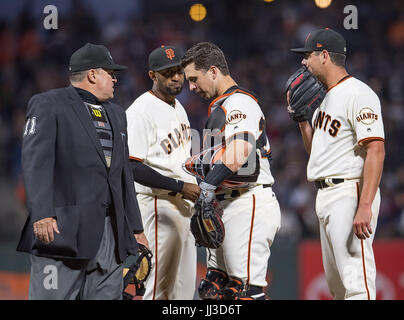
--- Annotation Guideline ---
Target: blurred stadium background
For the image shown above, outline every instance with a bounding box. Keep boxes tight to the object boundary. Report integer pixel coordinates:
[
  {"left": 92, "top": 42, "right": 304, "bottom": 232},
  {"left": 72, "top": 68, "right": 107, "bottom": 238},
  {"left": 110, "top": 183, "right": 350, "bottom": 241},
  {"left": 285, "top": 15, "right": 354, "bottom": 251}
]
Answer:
[{"left": 0, "top": 0, "right": 403, "bottom": 299}]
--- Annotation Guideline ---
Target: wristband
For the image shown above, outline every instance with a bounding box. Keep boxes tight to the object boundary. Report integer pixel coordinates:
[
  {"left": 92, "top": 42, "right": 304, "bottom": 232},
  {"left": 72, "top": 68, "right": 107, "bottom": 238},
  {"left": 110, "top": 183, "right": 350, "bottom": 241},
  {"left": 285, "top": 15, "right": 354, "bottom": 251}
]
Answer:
[{"left": 204, "top": 163, "right": 234, "bottom": 187}]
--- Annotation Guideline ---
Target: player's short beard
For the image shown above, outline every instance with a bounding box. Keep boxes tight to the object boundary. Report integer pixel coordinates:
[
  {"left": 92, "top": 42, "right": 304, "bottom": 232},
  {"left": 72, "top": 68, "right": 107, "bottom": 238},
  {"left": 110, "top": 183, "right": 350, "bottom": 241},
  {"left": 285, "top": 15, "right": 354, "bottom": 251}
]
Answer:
[
  {"left": 169, "top": 86, "right": 183, "bottom": 96},
  {"left": 310, "top": 67, "right": 326, "bottom": 87},
  {"left": 315, "top": 72, "right": 327, "bottom": 88},
  {"left": 161, "top": 84, "right": 182, "bottom": 96}
]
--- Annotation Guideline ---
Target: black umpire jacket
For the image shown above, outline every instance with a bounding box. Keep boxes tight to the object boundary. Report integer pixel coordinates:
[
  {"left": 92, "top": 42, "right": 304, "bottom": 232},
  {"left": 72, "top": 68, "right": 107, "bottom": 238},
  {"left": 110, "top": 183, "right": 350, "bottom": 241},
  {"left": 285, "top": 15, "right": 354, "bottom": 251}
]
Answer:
[{"left": 17, "top": 85, "right": 143, "bottom": 262}]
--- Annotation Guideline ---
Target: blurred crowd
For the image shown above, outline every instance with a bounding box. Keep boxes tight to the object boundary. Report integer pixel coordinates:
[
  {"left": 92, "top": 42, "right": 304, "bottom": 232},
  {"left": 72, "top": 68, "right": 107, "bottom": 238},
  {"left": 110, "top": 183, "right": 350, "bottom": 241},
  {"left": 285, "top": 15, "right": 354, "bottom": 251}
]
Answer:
[{"left": 1, "top": 0, "right": 403, "bottom": 241}]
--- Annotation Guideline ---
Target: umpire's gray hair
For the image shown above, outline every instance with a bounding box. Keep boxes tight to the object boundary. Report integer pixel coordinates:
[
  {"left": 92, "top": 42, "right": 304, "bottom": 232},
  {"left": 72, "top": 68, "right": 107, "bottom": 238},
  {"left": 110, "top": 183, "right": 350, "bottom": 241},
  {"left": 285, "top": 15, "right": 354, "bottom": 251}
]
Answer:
[{"left": 69, "top": 70, "right": 88, "bottom": 83}]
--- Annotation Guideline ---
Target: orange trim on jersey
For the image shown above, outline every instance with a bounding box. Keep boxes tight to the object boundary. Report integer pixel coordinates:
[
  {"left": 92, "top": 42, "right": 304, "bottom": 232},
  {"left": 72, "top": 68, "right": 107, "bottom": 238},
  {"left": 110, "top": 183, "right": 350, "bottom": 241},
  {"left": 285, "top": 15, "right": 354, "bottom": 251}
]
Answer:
[
  {"left": 361, "top": 239, "right": 371, "bottom": 300},
  {"left": 129, "top": 156, "right": 144, "bottom": 162},
  {"left": 152, "top": 196, "right": 158, "bottom": 300},
  {"left": 327, "top": 75, "right": 352, "bottom": 92},
  {"left": 189, "top": 155, "right": 198, "bottom": 176},
  {"left": 148, "top": 90, "right": 158, "bottom": 99},
  {"left": 207, "top": 103, "right": 227, "bottom": 120},
  {"left": 358, "top": 137, "right": 385, "bottom": 146},
  {"left": 208, "top": 89, "right": 258, "bottom": 117},
  {"left": 246, "top": 194, "right": 256, "bottom": 286},
  {"left": 260, "top": 148, "right": 271, "bottom": 159},
  {"left": 356, "top": 182, "right": 371, "bottom": 300},
  {"left": 208, "top": 92, "right": 233, "bottom": 117}
]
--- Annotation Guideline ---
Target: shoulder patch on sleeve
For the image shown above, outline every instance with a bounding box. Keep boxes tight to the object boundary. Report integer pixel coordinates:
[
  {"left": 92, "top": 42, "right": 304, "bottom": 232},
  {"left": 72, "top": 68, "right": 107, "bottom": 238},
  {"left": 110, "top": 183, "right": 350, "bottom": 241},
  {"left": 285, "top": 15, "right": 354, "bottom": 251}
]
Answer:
[
  {"left": 225, "top": 109, "right": 247, "bottom": 125},
  {"left": 23, "top": 116, "right": 37, "bottom": 137},
  {"left": 356, "top": 107, "right": 379, "bottom": 125}
]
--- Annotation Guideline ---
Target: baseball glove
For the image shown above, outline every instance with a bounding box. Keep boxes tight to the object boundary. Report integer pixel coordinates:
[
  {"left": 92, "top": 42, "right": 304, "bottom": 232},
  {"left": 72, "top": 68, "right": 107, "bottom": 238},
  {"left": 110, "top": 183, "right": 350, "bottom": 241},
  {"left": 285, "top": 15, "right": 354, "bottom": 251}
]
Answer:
[
  {"left": 285, "top": 66, "right": 327, "bottom": 122},
  {"left": 191, "top": 198, "right": 225, "bottom": 249}
]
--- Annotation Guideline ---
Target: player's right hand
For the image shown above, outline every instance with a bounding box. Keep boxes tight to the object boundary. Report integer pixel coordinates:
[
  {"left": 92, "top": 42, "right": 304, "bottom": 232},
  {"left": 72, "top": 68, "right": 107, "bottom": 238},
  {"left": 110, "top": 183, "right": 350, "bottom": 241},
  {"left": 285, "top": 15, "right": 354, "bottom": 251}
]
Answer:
[
  {"left": 135, "top": 232, "right": 150, "bottom": 251},
  {"left": 33, "top": 217, "right": 60, "bottom": 244},
  {"left": 181, "top": 182, "right": 200, "bottom": 202},
  {"left": 353, "top": 204, "right": 373, "bottom": 240}
]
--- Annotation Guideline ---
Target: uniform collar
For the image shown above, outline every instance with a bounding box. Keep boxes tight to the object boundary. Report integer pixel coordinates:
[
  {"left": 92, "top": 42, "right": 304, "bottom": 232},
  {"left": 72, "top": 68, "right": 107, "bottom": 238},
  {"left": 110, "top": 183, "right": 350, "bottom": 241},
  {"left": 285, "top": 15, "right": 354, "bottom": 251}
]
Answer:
[
  {"left": 208, "top": 85, "right": 258, "bottom": 117},
  {"left": 73, "top": 86, "right": 103, "bottom": 105}
]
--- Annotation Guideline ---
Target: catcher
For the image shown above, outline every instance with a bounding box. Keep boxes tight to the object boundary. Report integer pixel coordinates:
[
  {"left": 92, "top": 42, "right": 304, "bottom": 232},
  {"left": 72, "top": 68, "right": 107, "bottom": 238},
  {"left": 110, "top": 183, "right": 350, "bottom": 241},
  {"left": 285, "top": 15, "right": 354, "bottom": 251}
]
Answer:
[{"left": 181, "top": 42, "right": 281, "bottom": 300}]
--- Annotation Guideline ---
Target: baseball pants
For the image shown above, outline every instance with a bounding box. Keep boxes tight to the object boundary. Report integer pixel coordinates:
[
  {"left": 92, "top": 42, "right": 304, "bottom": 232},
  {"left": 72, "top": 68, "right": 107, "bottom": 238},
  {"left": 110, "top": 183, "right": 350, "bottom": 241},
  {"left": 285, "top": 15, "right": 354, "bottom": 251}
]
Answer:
[
  {"left": 136, "top": 193, "right": 197, "bottom": 300},
  {"left": 28, "top": 216, "right": 123, "bottom": 300},
  {"left": 207, "top": 185, "right": 281, "bottom": 287},
  {"left": 316, "top": 179, "right": 380, "bottom": 300}
]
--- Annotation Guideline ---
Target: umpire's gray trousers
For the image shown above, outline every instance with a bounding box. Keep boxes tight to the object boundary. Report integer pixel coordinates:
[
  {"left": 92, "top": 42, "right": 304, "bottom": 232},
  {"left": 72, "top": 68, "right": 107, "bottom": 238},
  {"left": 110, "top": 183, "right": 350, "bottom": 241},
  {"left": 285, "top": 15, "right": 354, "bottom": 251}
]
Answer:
[{"left": 28, "top": 216, "right": 123, "bottom": 300}]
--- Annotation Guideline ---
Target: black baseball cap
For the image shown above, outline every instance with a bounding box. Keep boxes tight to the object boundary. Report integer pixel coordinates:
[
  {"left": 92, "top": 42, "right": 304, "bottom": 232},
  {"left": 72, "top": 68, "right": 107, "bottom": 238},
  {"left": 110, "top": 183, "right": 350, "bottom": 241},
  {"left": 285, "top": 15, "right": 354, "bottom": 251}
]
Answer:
[
  {"left": 69, "top": 43, "right": 127, "bottom": 72},
  {"left": 290, "top": 28, "right": 347, "bottom": 55},
  {"left": 149, "top": 45, "right": 182, "bottom": 71}
]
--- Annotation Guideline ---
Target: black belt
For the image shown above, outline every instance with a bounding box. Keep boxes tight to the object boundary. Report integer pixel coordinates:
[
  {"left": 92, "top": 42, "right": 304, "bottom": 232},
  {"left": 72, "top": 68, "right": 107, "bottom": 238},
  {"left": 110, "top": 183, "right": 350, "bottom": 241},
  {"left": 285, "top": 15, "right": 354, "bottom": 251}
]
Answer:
[
  {"left": 168, "top": 184, "right": 272, "bottom": 201},
  {"left": 314, "top": 178, "right": 344, "bottom": 189},
  {"left": 216, "top": 184, "right": 272, "bottom": 202}
]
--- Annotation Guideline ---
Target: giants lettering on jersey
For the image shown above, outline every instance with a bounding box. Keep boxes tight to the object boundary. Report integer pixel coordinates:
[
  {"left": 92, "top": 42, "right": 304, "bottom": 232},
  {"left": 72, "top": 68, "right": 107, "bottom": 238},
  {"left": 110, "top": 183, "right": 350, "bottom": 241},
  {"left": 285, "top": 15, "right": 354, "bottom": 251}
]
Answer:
[
  {"left": 160, "top": 123, "right": 191, "bottom": 154},
  {"left": 314, "top": 110, "right": 341, "bottom": 137}
]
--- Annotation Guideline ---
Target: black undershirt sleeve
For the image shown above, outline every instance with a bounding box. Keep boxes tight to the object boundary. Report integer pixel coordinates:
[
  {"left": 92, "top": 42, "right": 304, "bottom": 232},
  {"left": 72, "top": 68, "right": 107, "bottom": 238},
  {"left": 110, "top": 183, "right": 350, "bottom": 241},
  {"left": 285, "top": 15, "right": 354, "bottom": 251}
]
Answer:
[
  {"left": 204, "top": 163, "right": 234, "bottom": 187},
  {"left": 130, "top": 160, "right": 184, "bottom": 193}
]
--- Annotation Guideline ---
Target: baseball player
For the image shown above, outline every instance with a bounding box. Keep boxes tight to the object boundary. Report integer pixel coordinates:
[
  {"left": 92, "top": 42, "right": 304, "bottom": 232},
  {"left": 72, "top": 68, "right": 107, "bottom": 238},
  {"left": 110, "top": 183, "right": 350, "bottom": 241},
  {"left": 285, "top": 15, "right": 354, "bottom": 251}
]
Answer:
[
  {"left": 181, "top": 42, "right": 281, "bottom": 300},
  {"left": 126, "top": 45, "right": 200, "bottom": 300},
  {"left": 288, "top": 28, "right": 385, "bottom": 299}
]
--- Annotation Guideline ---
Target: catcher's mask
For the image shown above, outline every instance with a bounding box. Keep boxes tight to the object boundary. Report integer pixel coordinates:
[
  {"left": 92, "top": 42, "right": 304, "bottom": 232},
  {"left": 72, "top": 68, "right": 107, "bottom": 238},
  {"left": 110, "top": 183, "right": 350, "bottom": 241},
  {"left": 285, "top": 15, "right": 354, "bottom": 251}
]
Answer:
[
  {"left": 182, "top": 144, "right": 259, "bottom": 189},
  {"left": 122, "top": 243, "right": 153, "bottom": 300}
]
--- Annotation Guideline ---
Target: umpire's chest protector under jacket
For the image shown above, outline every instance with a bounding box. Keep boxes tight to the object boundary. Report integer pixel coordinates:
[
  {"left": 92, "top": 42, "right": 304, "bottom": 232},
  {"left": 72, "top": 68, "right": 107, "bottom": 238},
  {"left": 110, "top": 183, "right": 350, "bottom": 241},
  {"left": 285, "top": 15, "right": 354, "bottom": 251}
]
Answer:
[{"left": 17, "top": 85, "right": 143, "bottom": 261}]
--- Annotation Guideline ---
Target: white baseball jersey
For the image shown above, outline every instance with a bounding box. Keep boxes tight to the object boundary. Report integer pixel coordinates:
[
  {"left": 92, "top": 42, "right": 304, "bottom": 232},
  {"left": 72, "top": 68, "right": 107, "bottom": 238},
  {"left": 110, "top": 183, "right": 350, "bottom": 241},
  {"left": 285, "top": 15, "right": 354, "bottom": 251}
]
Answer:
[
  {"left": 205, "top": 88, "right": 280, "bottom": 289},
  {"left": 208, "top": 89, "right": 275, "bottom": 187},
  {"left": 126, "top": 91, "right": 197, "bottom": 300},
  {"left": 308, "top": 76, "right": 385, "bottom": 181},
  {"left": 126, "top": 91, "right": 196, "bottom": 195},
  {"left": 307, "top": 76, "right": 384, "bottom": 300}
]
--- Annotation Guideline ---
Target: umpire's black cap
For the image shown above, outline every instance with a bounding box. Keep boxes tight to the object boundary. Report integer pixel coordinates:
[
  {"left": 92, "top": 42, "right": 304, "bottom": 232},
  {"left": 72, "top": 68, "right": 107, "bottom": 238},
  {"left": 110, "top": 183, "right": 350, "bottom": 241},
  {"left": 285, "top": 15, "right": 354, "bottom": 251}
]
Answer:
[
  {"left": 290, "top": 28, "right": 347, "bottom": 55},
  {"left": 148, "top": 45, "right": 183, "bottom": 71},
  {"left": 69, "top": 43, "right": 127, "bottom": 72}
]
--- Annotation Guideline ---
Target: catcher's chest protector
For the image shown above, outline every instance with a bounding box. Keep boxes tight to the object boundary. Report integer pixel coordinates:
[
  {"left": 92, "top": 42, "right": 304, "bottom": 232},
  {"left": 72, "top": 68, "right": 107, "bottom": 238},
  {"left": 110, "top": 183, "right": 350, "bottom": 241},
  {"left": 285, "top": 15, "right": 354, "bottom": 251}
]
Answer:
[{"left": 199, "top": 86, "right": 262, "bottom": 187}]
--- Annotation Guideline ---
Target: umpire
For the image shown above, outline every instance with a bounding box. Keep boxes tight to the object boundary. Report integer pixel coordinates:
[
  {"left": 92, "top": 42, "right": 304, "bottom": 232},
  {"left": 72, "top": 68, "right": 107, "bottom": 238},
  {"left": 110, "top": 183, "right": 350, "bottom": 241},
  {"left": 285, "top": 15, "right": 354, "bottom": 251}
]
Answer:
[{"left": 16, "top": 43, "right": 148, "bottom": 300}]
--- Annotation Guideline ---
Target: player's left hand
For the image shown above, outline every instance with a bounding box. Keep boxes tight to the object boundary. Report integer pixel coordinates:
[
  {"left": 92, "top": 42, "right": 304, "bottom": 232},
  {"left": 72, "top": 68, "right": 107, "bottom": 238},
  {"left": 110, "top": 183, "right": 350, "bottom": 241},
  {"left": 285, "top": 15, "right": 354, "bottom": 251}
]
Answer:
[
  {"left": 198, "top": 181, "right": 216, "bottom": 204},
  {"left": 353, "top": 204, "right": 373, "bottom": 240}
]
